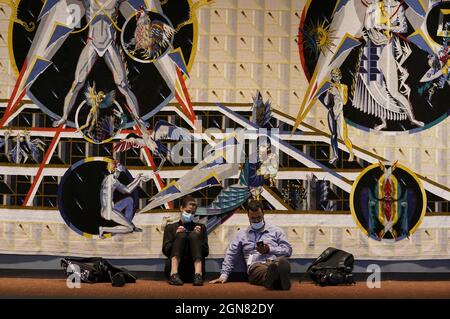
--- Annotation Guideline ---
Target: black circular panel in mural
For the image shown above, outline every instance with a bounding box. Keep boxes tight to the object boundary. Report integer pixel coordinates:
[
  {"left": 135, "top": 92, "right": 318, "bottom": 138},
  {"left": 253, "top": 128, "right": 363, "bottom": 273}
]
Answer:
[
  {"left": 57, "top": 158, "right": 139, "bottom": 237},
  {"left": 350, "top": 163, "right": 426, "bottom": 241},
  {"left": 299, "top": 0, "right": 450, "bottom": 133},
  {"left": 11, "top": 0, "right": 195, "bottom": 128}
]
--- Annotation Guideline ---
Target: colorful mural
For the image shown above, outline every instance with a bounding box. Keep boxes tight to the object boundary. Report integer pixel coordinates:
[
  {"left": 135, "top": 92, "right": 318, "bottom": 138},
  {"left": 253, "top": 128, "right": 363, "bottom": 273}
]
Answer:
[
  {"left": 0, "top": 0, "right": 448, "bottom": 260},
  {"left": 297, "top": 0, "right": 450, "bottom": 135},
  {"left": 350, "top": 161, "right": 426, "bottom": 241}
]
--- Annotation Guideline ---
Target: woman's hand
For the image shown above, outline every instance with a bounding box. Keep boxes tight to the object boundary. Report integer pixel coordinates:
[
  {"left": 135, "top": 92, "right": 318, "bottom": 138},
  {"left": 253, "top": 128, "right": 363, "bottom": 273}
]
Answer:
[{"left": 176, "top": 226, "right": 186, "bottom": 234}]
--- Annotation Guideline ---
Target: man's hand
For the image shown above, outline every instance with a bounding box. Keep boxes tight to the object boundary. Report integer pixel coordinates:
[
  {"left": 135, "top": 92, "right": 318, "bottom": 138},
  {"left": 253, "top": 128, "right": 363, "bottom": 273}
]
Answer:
[
  {"left": 141, "top": 175, "right": 151, "bottom": 182},
  {"left": 194, "top": 225, "right": 201, "bottom": 234},
  {"left": 209, "top": 277, "right": 226, "bottom": 284},
  {"left": 176, "top": 226, "right": 186, "bottom": 234},
  {"left": 256, "top": 244, "right": 270, "bottom": 255}
]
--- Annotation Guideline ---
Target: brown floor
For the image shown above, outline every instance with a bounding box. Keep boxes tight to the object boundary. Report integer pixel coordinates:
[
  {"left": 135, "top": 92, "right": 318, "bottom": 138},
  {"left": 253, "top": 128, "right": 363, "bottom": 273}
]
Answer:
[{"left": 0, "top": 278, "right": 449, "bottom": 298}]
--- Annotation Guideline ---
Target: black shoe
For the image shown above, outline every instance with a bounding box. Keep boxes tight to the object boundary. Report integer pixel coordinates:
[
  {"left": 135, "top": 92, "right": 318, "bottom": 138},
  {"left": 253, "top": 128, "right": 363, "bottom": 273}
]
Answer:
[
  {"left": 277, "top": 258, "right": 291, "bottom": 290},
  {"left": 264, "top": 262, "right": 280, "bottom": 289},
  {"left": 168, "top": 273, "right": 184, "bottom": 286},
  {"left": 193, "top": 273, "right": 203, "bottom": 286}
]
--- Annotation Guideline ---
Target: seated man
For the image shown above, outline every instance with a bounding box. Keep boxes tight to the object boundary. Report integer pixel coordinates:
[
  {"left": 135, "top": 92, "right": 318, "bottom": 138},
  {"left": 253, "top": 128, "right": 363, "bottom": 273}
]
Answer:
[
  {"left": 162, "top": 195, "right": 209, "bottom": 286},
  {"left": 210, "top": 200, "right": 292, "bottom": 290}
]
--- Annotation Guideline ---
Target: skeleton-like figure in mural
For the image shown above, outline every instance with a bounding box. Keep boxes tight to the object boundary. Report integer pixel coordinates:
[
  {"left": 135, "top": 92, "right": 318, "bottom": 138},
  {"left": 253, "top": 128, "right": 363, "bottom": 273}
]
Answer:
[
  {"left": 323, "top": 68, "right": 354, "bottom": 164},
  {"left": 98, "top": 160, "right": 150, "bottom": 238},
  {"left": 355, "top": 0, "right": 424, "bottom": 130},
  {"left": 52, "top": 0, "right": 141, "bottom": 127},
  {"left": 3, "top": 130, "right": 45, "bottom": 164}
]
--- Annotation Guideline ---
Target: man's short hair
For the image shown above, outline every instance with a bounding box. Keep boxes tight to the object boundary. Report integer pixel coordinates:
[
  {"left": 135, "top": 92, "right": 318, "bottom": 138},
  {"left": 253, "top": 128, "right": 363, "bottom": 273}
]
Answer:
[
  {"left": 247, "top": 200, "right": 264, "bottom": 213},
  {"left": 181, "top": 195, "right": 197, "bottom": 208}
]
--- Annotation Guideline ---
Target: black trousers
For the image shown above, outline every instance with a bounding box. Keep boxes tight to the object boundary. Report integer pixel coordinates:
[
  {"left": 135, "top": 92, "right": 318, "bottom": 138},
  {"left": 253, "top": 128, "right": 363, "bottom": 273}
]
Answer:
[
  {"left": 170, "top": 231, "right": 203, "bottom": 260},
  {"left": 166, "top": 232, "right": 205, "bottom": 282}
]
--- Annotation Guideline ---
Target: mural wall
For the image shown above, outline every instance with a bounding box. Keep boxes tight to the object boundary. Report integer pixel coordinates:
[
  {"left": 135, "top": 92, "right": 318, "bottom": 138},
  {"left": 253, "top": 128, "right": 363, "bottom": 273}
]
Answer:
[{"left": 0, "top": 0, "right": 448, "bottom": 260}]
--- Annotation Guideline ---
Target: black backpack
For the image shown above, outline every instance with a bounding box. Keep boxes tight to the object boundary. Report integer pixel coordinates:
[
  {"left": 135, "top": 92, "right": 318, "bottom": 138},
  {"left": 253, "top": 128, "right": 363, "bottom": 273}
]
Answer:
[
  {"left": 61, "top": 257, "right": 137, "bottom": 287},
  {"left": 304, "top": 247, "right": 356, "bottom": 286}
]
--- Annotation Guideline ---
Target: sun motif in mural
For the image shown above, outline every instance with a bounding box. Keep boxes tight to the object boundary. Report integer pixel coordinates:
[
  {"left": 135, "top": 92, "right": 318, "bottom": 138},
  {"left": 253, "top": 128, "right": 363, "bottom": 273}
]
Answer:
[{"left": 302, "top": 18, "right": 337, "bottom": 57}]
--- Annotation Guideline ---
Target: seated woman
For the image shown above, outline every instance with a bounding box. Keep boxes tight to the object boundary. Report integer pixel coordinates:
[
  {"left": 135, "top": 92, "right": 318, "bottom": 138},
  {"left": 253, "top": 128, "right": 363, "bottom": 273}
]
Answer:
[{"left": 162, "top": 195, "right": 209, "bottom": 286}]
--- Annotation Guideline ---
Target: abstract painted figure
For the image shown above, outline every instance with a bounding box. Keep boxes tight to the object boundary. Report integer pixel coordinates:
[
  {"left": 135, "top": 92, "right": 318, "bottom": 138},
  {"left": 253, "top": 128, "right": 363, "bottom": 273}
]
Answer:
[{"left": 323, "top": 68, "right": 354, "bottom": 164}]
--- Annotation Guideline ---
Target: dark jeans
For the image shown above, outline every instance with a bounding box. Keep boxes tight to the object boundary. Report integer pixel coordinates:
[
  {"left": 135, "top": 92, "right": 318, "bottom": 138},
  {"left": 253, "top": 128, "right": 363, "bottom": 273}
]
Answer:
[
  {"left": 248, "top": 257, "right": 289, "bottom": 285},
  {"left": 165, "top": 232, "right": 206, "bottom": 282}
]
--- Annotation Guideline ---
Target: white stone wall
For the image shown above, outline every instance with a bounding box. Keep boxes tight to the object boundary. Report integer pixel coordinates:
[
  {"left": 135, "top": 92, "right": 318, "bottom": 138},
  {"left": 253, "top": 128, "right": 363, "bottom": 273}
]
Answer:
[{"left": 0, "top": 209, "right": 448, "bottom": 260}]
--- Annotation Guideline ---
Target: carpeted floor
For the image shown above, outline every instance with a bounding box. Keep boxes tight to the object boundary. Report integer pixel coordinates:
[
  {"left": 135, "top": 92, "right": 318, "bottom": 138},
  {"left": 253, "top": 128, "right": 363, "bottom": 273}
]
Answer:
[{"left": 0, "top": 278, "right": 449, "bottom": 298}]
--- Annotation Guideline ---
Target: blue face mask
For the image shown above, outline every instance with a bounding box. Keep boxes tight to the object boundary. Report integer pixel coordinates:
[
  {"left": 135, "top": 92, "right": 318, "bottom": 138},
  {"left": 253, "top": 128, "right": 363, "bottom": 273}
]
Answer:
[
  {"left": 251, "top": 220, "right": 265, "bottom": 231},
  {"left": 181, "top": 211, "right": 193, "bottom": 223}
]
